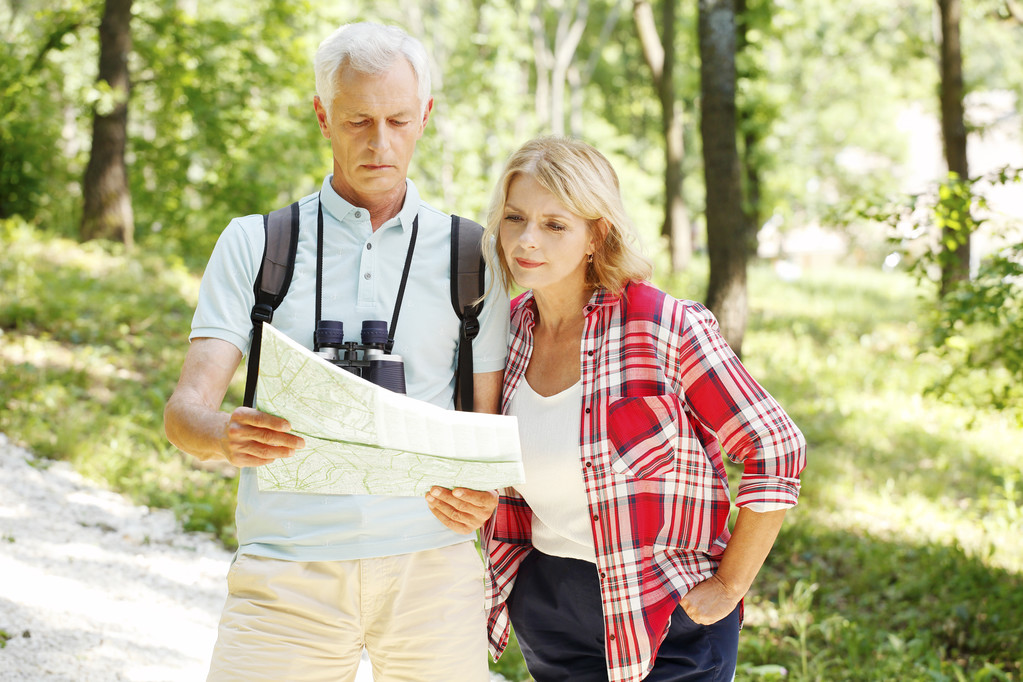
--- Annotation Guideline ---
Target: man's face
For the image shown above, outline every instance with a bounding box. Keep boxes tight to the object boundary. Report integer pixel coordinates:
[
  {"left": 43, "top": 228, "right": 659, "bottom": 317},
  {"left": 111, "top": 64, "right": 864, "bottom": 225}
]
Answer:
[{"left": 315, "top": 59, "right": 432, "bottom": 208}]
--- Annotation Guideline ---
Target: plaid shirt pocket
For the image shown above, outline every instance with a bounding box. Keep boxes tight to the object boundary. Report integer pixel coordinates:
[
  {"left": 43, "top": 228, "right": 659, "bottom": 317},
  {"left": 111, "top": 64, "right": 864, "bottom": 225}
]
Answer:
[{"left": 607, "top": 394, "right": 681, "bottom": 479}]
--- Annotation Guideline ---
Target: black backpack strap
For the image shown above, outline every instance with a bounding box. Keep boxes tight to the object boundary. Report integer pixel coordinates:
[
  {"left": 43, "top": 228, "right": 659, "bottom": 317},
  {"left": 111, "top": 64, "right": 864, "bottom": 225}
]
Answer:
[
  {"left": 243, "top": 202, "right": 300, "bottom": 408},
  {"left": 450, "top": 214, "right": 486, "bottom": 412}
]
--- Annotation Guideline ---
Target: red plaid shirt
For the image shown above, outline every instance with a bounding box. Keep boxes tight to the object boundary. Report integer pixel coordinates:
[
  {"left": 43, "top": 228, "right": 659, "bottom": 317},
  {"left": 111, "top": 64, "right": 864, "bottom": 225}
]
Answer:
[{"left": 483, "top": 281, "right": 806, "bottom": 682}]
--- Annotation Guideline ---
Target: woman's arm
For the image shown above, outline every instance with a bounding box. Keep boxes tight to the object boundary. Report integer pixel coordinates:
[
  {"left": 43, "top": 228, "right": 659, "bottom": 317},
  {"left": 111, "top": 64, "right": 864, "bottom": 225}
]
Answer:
[{"left": 679, "top": 507, "right": 787, "bottom": 624}]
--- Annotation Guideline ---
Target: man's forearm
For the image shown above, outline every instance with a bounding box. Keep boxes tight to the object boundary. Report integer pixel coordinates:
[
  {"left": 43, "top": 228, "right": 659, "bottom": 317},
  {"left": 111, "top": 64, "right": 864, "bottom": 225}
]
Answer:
[{"left": 164, "top": 391, "right": 232, "bottom": 462}]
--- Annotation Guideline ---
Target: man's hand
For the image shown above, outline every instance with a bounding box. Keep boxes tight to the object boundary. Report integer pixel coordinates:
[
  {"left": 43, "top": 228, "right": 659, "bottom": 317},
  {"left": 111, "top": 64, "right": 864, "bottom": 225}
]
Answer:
[
  {"left": 222, "top": 406, "right": 305, "bottom": 468},
  {"left": 166, "top": 338, "right": 306, "bottom": 466},
  {"left": 425, "top": 487, "right": 498, "bottom": 534}
]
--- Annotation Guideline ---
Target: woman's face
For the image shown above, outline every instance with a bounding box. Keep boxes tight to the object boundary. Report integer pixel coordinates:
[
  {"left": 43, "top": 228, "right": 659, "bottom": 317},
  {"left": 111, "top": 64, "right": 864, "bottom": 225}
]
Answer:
[{"left": 500, "top": 174, "right": 595, "bottom": 296}]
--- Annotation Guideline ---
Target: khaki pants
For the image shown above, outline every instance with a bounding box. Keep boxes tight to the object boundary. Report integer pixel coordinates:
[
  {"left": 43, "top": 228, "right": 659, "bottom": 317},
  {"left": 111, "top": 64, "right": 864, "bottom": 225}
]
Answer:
[{"left": 207, "top": 542, "right": 489, "bottom": 682}]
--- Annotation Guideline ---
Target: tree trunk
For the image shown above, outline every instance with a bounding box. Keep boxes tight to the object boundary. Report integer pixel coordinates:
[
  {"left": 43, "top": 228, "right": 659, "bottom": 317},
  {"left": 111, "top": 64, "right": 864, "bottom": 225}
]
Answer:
[
  {"left": 937, "top": 0, "right": 970, "bottom": 295},
  {"left": 81, "top": 0, "right": 134, "bottom": 247},
  {"left": 699, "top": 0, "right": 748, "bottom": 356},
  {"left": 530, "top": 8, "right": 553, "bottom": 129},
  {"left": 633, "top": 0, "right": 692, "bottom": 273},
  {"left": 736, "top": 0, "right": 762, "bottom": 240},
  {"left": 532, "top": 1, "right": 588, "bottom": 135}
]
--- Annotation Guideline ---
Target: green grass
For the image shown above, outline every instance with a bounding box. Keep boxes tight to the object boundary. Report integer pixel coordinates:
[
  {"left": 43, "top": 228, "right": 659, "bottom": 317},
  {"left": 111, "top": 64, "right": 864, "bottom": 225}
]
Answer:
[
  {"left": 0, "top": 220, "right": 239, "bottom": 546},
  {"left": 710, "top": 265, "right": 1023, "bottom": 681},
  {"left": 1, "top": 222, "right": 1020, "bottom": 680}
]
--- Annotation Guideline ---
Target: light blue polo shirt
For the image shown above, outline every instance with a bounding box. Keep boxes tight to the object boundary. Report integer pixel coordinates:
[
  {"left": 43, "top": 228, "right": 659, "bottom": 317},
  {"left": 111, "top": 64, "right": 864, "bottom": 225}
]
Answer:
[{"left": 191, "top": 175, "right": 509, "bottom": 561}]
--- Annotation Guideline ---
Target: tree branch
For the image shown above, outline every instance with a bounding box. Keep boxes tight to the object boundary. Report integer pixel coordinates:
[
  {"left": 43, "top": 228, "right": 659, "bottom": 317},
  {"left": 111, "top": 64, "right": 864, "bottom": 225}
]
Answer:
[
  {"left": 1003, "top": 0, "right": 1023, "bottom": 24},
  {"left": 633, "top": 0, "right": 664, "bottom": 85},
  {"left": 30, "top": 19, "right": 84, "bottom": 73}
]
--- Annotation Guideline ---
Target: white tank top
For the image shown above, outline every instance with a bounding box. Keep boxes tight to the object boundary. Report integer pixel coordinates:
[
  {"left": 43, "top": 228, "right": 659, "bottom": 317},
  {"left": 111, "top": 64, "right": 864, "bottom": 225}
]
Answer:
[{"left": 507, "top": 379, "right": 596, "bottom": 563}]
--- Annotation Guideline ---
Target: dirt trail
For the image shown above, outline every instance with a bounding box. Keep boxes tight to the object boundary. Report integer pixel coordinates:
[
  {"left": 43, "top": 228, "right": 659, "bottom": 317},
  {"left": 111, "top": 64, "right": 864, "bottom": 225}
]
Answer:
[
  {"left": 0, "top": 435, "right": 500, "bottom": 681},
  {"left": 0, "top": 434, "right": 231, "bottom": 681}
]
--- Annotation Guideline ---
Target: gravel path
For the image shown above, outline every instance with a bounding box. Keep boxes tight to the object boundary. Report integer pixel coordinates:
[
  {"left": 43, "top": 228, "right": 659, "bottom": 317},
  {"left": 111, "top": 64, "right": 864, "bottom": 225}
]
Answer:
[{"left": 0, "top": 434, "right": 383, "bottom": 681}]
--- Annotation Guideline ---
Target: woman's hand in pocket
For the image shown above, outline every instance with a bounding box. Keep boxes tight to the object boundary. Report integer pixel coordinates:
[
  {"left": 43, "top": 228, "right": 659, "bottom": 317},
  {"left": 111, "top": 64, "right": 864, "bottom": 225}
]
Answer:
[{"left": 679, "top": 574, "right": 740, "bottom": 625}]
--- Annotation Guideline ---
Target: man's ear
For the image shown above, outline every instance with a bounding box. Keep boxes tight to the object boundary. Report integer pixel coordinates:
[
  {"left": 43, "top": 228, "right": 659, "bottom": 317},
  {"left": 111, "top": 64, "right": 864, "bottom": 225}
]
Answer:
[
  {"left": 420, "top": 97, "right": 434, "bottom": 131},
  {"left": 314, "top": 96, "right": 330, "bottom": 139}
]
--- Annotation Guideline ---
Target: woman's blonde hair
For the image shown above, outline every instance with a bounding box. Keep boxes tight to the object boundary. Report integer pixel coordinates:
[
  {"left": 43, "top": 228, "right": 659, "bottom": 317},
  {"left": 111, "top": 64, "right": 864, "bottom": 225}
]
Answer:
[{"left": 484, "top": 136, "right": 652, "bottom": 296}]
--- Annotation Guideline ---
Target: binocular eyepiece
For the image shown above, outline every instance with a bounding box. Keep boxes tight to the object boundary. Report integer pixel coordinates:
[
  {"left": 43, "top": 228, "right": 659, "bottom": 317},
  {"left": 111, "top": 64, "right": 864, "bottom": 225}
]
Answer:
[{"left": 314, "top": 319, "right": 406, "bottom": 394}]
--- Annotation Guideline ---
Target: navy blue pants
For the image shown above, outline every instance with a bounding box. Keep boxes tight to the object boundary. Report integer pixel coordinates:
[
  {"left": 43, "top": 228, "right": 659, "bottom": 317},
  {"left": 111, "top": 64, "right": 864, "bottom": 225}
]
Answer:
[{"left": 506, "top": 551, "right": 740, "bottom": 682}]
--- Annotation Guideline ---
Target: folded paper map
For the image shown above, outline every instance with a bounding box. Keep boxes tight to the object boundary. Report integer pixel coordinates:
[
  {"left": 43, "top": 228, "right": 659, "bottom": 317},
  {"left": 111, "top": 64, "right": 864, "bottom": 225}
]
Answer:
[{"left": 254, "top": 323, "right": 524, "bottom": 496}]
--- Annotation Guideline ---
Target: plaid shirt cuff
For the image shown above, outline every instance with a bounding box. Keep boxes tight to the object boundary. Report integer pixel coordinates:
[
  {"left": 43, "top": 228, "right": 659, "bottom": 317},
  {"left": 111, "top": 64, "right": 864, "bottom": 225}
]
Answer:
[{"left": 735, "top": 474, "right": 801, "bottom": 508}]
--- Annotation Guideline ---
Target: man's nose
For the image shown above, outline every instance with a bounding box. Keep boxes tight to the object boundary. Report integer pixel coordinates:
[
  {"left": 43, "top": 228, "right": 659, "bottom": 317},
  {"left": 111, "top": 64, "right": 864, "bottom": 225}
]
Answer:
[{"left": 367, "top": 123, "right": 391, "bottom": 152}]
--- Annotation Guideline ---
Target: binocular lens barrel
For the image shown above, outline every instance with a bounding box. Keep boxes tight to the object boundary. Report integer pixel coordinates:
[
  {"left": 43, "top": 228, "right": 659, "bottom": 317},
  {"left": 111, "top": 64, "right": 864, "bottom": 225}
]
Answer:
[
  {"left": 315, "top": 320, "right": 345, "bottom": 347},
  {"left": 361, "top": 320, "right": 388, "bottom": 346}
]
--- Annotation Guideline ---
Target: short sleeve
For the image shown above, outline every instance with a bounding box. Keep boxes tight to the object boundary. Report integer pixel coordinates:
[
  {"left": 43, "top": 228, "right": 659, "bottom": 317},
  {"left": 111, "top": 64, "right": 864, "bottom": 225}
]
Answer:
[
  {"left": 470, "top": 254, "right": 510, "bottom": 374},
  {"left": 189, "top": 215, "right": 265, "bottom": 354}
]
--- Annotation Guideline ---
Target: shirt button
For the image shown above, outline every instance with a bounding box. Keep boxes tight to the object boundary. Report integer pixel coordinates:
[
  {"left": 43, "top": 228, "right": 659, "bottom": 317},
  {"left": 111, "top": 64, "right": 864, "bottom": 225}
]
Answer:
[
  {"left": 585, "top": 408, "right": 591, "bottom": 414},
  {"left": 587, "top": 350, "right": 594, "bottom": 356},
  {"left": 585, "top": 461, "right": 593, "bottom": 467},
  {"left": 599, "top": 571, "right": 606, "bottom": 579},
  {"left": 354, "top": 210, "right": 362, "bottom": 218},
  {"left": 592, "top": 514, "right": 599, "bottom": 521},
  {"left": 363, "top": 272, "right": 371, "bottom": 280},
  {"left": 609, "top": 633, "right": 616, "bottom": 641},
  {"left": 366, "top": 243, "right": 373, "bottom": 250}
]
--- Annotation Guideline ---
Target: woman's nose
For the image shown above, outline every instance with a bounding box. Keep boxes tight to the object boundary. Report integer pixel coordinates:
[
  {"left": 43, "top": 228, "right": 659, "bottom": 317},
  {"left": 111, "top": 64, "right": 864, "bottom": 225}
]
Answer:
[{"left": 517, "top": 220, "right": 540, "bottom": 247}]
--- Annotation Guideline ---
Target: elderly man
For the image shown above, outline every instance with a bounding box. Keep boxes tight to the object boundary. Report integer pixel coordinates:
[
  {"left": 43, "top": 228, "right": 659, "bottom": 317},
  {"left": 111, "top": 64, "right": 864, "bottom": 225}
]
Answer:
[{"left": 164, "top": 22, "right": 508, "bottom": 682}]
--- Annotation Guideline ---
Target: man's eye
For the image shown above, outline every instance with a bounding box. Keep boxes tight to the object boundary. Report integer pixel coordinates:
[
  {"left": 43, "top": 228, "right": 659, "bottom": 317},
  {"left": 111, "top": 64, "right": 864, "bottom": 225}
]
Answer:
[{"left": 391, "top": 119, "right": 410, "bottom": 127}]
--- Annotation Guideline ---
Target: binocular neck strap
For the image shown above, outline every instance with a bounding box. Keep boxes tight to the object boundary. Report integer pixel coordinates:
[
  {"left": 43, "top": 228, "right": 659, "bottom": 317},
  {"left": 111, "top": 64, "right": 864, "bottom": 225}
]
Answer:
[
  {"left": 313, "top": 196, "right": 419, "bottom": 352},
  {"left": 387, "top": 215, "right": 419, "bottom": 352}
]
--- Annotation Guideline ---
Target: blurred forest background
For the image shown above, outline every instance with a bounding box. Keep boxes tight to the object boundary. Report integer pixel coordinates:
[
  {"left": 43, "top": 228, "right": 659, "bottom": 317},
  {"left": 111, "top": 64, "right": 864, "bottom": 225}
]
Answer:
[{"left": 2, "top": 0, "right": 1022, "bottom": 680}]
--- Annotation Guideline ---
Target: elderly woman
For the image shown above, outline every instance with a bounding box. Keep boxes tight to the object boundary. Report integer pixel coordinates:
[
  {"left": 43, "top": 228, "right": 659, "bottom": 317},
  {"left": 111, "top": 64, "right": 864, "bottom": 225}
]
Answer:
[{"left": 481, "top": 137, "right": 807, "bottom": 682}]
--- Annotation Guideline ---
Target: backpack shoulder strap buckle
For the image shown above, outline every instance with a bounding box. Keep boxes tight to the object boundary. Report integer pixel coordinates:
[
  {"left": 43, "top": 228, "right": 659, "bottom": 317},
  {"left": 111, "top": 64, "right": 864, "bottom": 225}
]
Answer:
[{"left": 250, "top": 302, "right": 274, "bottom": 324}]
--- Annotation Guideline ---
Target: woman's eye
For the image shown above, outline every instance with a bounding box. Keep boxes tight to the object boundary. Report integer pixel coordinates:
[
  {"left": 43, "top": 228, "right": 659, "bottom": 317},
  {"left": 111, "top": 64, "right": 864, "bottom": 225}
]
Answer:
[
  {"left": 547, "top": 222, "right": 566, "bottom": 231},
  {"left": 504, "top": 214, "right": 523, "bottom": 222}
]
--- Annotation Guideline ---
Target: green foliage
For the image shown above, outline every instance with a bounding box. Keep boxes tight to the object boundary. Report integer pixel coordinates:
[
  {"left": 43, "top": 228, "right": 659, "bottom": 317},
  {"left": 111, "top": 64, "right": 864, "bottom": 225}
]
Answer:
[
  {"left": 0, "top": 219, "right": 238, "bottom": 546},
  {"left": 489, "top": 629, "right": 532, "bottom": 682},
  {"left": 129, "top": 0, "right": 326, "bottom": 265},
  {"left": 745, "top": 0, "right": 935, "bottom": 234},
  {"left": 0, "top": 1, "right": 93, "bottom": 228},
  {"left": 728, "top": 262, "right": 1023, "bottom": 680},
  {"left": 926, "top": 237, "right": 1023, "bottom": 415},
  {"left": 856, "top": 167, "right": 1023, "bottom": 417}
]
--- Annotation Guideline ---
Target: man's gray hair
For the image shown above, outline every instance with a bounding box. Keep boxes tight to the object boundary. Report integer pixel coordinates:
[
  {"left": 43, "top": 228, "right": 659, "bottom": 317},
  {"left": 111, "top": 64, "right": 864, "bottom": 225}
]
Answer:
[{"left": 314, "top": 22, "right": 432, "bottom": 120}]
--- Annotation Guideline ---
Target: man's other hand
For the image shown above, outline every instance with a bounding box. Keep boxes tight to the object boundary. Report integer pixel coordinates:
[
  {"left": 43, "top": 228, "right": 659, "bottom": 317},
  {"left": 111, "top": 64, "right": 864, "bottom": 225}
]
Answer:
[{"left": 425, "top": 487, "right": 498, "bottom": 534}]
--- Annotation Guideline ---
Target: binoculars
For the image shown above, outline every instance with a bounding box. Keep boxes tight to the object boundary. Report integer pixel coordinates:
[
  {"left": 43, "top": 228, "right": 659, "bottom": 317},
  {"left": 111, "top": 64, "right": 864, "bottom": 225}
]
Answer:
[{"left": 314, "top": 319, "right": 406, "bottom": 394}]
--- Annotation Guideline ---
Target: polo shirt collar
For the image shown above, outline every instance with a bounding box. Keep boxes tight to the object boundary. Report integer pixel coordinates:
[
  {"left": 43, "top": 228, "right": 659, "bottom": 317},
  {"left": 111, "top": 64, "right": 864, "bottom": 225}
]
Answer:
[{"left": 318, "top": 175, "right": 421, "bottom": 232}]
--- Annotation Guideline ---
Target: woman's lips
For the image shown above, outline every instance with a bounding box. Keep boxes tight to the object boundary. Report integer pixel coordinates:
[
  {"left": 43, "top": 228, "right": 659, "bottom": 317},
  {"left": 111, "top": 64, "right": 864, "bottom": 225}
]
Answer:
[{"left": 515, "top": 258, "right": 543, "bottom": 268}]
